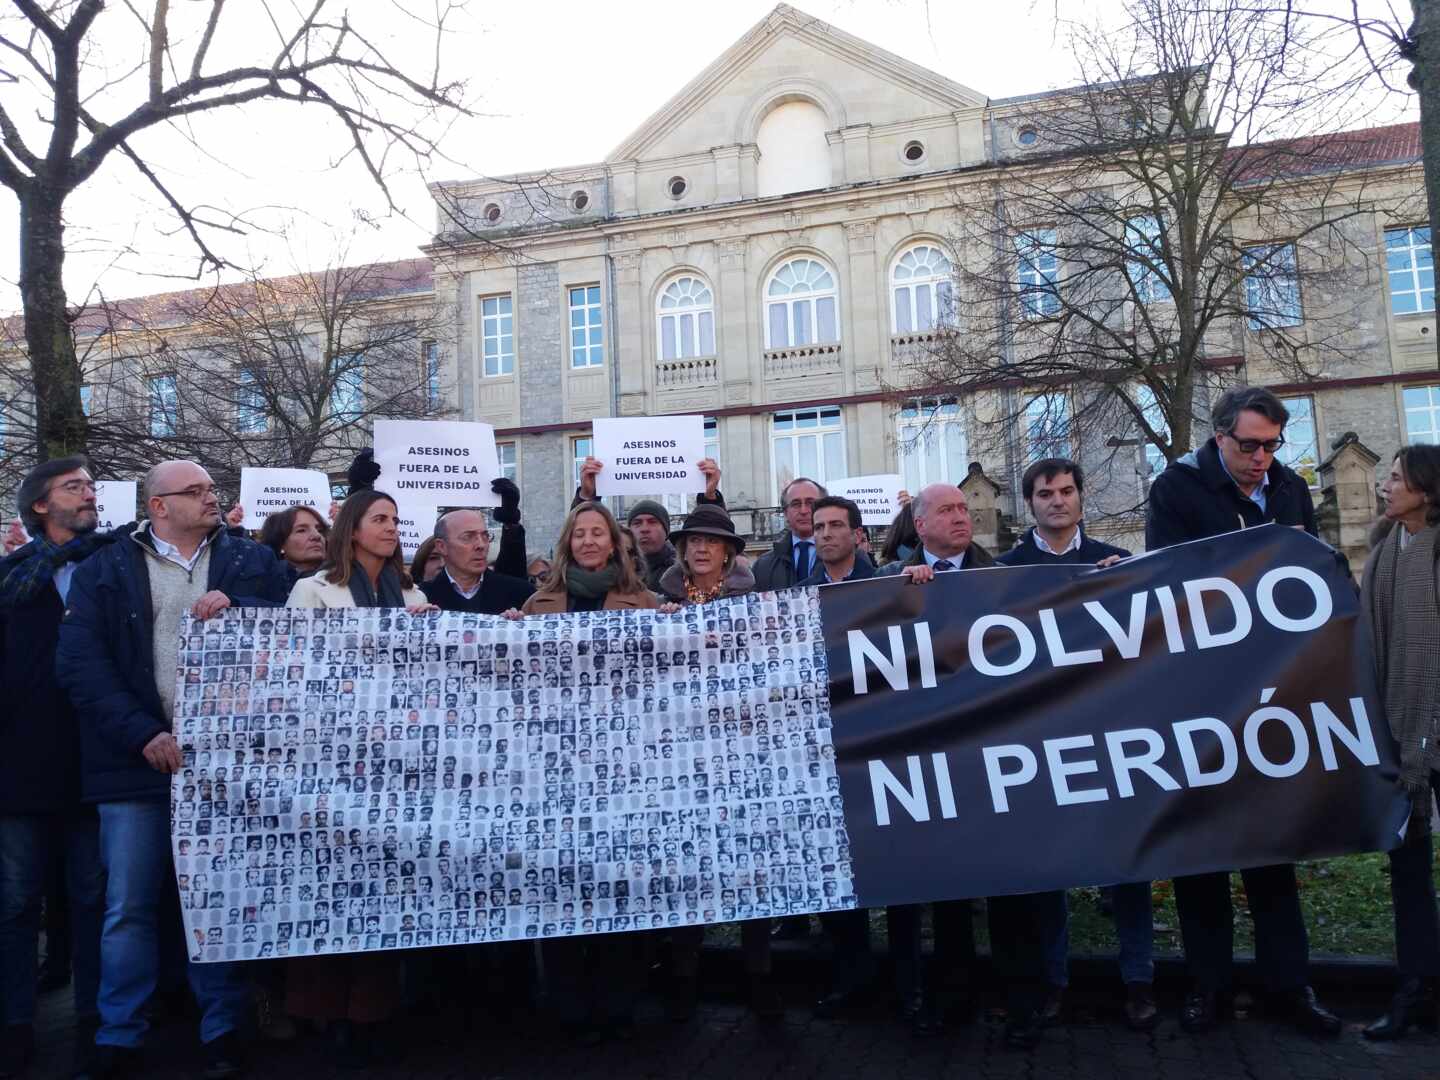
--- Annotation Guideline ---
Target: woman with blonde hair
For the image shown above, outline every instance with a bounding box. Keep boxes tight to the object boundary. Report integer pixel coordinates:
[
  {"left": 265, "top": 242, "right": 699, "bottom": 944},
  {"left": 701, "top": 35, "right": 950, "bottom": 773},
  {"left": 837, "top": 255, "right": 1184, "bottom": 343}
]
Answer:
[{"left": 507, "top": 501, "right": 654, "bottom": 616}]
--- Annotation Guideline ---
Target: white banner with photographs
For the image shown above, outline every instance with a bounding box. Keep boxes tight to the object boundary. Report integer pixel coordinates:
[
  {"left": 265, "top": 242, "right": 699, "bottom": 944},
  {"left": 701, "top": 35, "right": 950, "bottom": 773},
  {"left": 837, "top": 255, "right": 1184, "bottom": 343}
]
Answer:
[{"left": 170, "top": 592, "right": 856, "bottom": 962}]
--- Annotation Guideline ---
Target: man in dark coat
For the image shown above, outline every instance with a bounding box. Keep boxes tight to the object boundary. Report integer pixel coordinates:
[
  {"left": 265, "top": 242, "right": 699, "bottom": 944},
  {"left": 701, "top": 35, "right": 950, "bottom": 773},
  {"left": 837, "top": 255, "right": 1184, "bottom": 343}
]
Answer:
[
  {"left": 0, "top": 457, "right": 111, "bottom": 1077},
  {"left": 998, "top": 458, "right": 1130, "bottom": 567},
  {"left": 875, "top": 483, "right": 994, "bottom": 577},
  {"left": 1144, "top": 387, "right": 1338, "bottom": 1038},
  {"left": 420, "top": 508, "right": 534, "bottom": 614},
  {"left": 753, "top": 477, "right": 827, "bottom": 591},
  {"left": 56, "top": 460, "right": 293, "bottom": 1078},
  {"left": 798, "top": 496, "right": 876, "bottom": 586}
]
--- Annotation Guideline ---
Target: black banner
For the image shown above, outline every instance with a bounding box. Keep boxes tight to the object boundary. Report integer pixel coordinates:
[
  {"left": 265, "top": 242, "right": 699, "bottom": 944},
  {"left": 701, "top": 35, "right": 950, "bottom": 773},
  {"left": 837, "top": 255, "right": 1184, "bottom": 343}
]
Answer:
[{"left": 821, "top": 526, "right": 1411, "bottom": 907}]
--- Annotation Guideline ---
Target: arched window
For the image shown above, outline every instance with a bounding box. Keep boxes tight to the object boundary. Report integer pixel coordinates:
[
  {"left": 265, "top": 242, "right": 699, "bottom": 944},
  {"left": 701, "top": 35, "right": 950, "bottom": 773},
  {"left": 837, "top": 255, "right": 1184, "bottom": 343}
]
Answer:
[
  {"left": 657, "top": 276, "right": 715, "bottom": 361},
  {"left": 756, "top": 100, "right": 832, "bottom": 198},
  {"left": 891, "top": 244, "right": 954, "bottom": 333},
  {"left": 765, "top": 257, "right": 839, "bottom": 349}
]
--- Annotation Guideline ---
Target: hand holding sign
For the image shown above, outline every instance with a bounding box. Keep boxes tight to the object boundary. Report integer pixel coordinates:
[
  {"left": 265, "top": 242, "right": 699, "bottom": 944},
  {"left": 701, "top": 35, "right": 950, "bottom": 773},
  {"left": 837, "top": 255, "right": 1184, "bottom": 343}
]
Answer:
[{"left": 591, "top": 416, "right": 705, "bottom": 497}]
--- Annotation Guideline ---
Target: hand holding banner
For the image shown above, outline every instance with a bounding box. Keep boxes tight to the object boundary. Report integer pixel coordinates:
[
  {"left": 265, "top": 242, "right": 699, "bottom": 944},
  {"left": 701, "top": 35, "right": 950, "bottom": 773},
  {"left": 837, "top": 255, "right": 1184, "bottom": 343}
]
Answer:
[
  {"left": 830, "top": 474, "right": 904, "bottom": 526},
  {"left": 373, "top": 420, "right": 502, "bottom": 508},
  {"left": 238, "top": 468, "right": 332, "bottom": 529},
  {"left": 94, "top": 481, "right": 137, "bottom": 531},
  {"left": 591, "top": 415, "right": 704, "bottom": 497}
]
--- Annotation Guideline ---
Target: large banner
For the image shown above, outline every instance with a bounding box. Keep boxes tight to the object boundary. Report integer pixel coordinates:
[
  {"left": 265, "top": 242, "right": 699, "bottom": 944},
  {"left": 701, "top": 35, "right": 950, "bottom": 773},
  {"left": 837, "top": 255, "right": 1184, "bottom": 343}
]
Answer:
[{"left": 171, "top": 526, "right": 1408, "bottom": 962}]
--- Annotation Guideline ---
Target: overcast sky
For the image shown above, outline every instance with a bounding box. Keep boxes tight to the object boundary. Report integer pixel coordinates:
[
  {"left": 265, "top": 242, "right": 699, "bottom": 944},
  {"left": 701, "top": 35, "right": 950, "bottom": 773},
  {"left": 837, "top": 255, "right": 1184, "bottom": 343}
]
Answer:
[{"left": 0, "top": 0, "right": 1416, "bottom": 311}]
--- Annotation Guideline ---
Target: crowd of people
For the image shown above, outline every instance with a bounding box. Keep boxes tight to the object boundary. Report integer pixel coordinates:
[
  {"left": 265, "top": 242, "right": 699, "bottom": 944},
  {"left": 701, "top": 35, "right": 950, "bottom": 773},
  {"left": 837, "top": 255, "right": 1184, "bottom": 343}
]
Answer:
[{"left": 0, "top": 386, "right": 1436, "bottom": 1078}]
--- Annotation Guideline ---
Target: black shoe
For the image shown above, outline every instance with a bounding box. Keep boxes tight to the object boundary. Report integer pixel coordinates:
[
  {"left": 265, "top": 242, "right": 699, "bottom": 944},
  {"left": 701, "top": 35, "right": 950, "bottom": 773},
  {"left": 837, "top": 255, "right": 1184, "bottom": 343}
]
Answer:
[
  {"left": 1124, "top": 982, "right": 1159, "bottom": 1032},
  {"left": 749, "top": 974, "right": 784, "bottom": 1023},
  {"left": 1364, "top": 977, "right": 1439, "bottom": 1041},
  {"left": 1040, "top": 985, "right": 1063, "bottom": 1027},
  {"left": 1180, "top": 990, "right": 1219, "bottom": 1033},
  {"left": 813, "top": 984, "right": 869, "bottom": 1019},
  {"left": 666, "top": 975, "right": 699, "bottom": 1023},
  {"left": 904, "top": 994, "right": 942, "bottom": 1037},
  {"left": 0, "top": 1025, "right": 34, "bottom": 1079},
  {"left": 201, "top": 1031, "right": 246, "bottom": 1079},
  {"left": 331, "top": 1020, "right": 369, "bottom": 1072},
  {"left": 1003, "top": 1008, "right": 1042, "bottom": 1049},
  {"left": 73, "top": 1044, "right": 142, "bottom": 1080},
  {"left": 1271, "top": 986, "right": 1341, "bottom": 1037}
]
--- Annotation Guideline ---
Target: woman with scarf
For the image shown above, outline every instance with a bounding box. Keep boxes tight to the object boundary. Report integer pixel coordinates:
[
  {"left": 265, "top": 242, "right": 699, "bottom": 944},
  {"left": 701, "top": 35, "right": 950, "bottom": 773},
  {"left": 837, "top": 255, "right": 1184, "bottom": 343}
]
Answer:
[
  {"left": 284, "top": 490, "right": 436, "bottom": 1067},
  {"left": 258, "top": 505, "right": 331, "bottom": 583},
  {"left": 652, "top": 504, "right": 781, "bottom": 1023},
  {"left": 1362, "top": 444, "right": 1440, "bottom": 1041},
  {"left": 502, "top": 501, "right": 656, "bottom": 1043}
]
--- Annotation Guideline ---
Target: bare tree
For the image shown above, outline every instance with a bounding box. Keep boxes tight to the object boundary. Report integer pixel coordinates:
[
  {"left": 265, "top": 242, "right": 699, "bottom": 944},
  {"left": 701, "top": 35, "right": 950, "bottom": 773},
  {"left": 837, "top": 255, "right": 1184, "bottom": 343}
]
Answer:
[
  {"left": 0, "top": 1, "right": 467, "bottom": 458},
  {"left": 895, "top": 0, "right": 1418, "bottom": 514}
]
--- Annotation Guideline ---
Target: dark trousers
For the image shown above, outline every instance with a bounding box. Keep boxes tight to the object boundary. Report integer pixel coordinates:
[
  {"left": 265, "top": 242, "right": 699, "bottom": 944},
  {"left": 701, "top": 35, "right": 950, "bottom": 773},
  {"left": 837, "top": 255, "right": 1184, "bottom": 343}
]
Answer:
[
  {"left": 1389, "top": 771, "right": 1440, "bottom": 979},
  {"left": 818, "top": 906, "right": 921, "bottom": 998},
  {"left": 987, "top": 894, "right": 1050, "bottom": 1016},
  {"left": 541, "top": 933, "right": 643, "bottom": 1026},
  {"left": 672, "top": 919, "right": 770, "bottom": 976},
  {"left": 1174, "top": 865, "right": 1309, "bottom": 992}
]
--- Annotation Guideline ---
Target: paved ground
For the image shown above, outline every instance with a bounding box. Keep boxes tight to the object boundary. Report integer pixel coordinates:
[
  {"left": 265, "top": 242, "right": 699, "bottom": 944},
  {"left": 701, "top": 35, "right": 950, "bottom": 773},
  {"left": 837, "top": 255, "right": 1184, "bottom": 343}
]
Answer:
[{"left": 22, "top": 978, "right": 1440, "bottom": 1080}]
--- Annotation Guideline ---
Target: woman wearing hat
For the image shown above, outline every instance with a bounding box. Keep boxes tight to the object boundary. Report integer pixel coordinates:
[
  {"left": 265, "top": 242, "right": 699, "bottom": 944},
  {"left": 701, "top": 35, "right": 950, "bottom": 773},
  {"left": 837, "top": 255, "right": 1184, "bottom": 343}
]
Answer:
[{"left": 654, "top": 505, "right": 781, "bottom": 1023}]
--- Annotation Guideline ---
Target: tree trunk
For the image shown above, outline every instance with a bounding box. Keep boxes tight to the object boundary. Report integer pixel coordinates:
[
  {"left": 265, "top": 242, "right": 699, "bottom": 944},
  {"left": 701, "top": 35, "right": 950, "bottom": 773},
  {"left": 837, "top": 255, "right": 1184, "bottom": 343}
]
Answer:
[
  {"left": 19, "top": 188, "right": 88, "bottom": 459},
  {"left": 1410, "top": 0, "right": 1440, "bottom": 369}
]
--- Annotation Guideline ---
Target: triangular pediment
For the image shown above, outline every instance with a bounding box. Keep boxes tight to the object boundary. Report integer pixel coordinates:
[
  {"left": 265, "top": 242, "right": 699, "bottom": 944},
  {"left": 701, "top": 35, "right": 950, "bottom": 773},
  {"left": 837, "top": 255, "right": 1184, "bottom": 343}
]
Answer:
[{"left": 606, "top": 4, "right": 988, "bottom": 163}]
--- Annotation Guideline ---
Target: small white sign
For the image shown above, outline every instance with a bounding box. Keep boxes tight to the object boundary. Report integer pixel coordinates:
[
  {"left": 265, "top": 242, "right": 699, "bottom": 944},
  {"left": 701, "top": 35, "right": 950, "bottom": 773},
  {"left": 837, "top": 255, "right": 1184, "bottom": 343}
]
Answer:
[
  {"left": 830, "top": 474, "right": 905, "bottom": 526},
  {"left": 392, "top": 502, "right": 434, "bottom": 561},
  {"left": 94, "top": 481, "right": 138, "bottom": 531},
  {"left": 591, "top": 415, "right": 705, "bottom": 497},
  {"left": 238, "top": 468, "right": 331, "bottom": 529},
  {"left": 373, "top": 420, "right": 501, "bottom": 509}
]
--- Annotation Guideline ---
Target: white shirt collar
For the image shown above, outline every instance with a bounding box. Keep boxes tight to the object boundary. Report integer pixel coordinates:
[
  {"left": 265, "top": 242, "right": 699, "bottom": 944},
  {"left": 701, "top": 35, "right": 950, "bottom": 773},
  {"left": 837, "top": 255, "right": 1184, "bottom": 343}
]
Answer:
[
  {"left": 446, "top": 568, "right": 484, "bottom": 600},
  {"left": 1033, "top": 527, "right": 1083, "bottom": 555},
  {"left": 921, "top": 547, "right": 963, "bottom": 570},
  {"left": 148, "top": 526, "right": 212, "bottom": 573}
]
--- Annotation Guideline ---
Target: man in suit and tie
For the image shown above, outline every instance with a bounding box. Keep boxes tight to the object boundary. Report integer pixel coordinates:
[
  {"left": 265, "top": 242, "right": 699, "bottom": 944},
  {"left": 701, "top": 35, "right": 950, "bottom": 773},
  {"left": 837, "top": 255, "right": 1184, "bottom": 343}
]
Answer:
[{"left": 419, "top": 508, "right": 534, "bottom": 615}]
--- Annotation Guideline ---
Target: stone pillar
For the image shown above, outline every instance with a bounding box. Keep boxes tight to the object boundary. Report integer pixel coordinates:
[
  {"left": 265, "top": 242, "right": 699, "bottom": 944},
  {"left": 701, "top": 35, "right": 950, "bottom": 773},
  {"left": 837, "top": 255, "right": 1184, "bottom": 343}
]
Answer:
[
  {"left": 1317, "top": 432, "right": 1381, "bottom": 578},
  {"left": 960, "top": 461, "right": 1008, "bottom": 554}
]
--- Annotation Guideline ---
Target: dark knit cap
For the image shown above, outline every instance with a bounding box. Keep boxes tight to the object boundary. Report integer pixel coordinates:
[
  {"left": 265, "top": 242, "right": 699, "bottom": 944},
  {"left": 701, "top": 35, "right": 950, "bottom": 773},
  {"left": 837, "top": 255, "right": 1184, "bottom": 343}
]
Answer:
[{"left": 627, "top": 499, "right": 671, "bottom": 532}]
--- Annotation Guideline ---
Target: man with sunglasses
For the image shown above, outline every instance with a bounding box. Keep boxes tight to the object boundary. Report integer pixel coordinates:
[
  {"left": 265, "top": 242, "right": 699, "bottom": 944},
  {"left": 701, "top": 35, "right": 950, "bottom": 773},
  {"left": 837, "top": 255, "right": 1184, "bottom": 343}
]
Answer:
[
  {"left": 1145, "top": 387, "right": 1336, "bottom": 1038},
  {"left": 57, "top": 460, "right": 291, "bottom": 1078}
]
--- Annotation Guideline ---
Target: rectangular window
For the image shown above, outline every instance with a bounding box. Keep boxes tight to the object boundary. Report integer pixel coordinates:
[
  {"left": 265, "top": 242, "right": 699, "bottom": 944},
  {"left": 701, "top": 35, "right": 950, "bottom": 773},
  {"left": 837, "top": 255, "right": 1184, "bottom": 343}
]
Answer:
[
  {"left": 1404, "top": 384, "right": 1440, "bottom": 445},
  {"left": 236, "top": 369, "right": 267, "bottom": 434},
  {"left": 572, "top": 435, "right": 593, "bottom": 490},
  {"left": 663, "top": 418, "right": 720, "bottom": 516},
  {"left": 422, "top": 340, "right": 441, "bottom": 406},
  {"left": 1278, "top": 395, "right": 1320, "bottom": 487},
  {"left": 480, "top": 295, "right": 514, "bottom": 377},
  {"left": 80, "top": 385, "right": 92, "bottom": 416},
  {"left": 148, "top": 374, "right": 177, "bottom": 437},
  {"left": 1024, "top": 392, "right": 1072, "bottom": 462},
  {"left": 1243, "top": 243, "right": 1301, "bottom": 329},
  {"left": 496, "top": 441, "right": 518, "bottom": 483},
  {"left": 1387, "top": 226, "right": 1435, "bottom": 314},
  {"left": 329, "top": 361, "right": 364, "bottom": 421},
  {"left": 771, "top": 407, "right": 845, "bottom": 500},
  {"left": 569, "top": 285, "right": 604, "bottom": 368},
  {"left": 1016, "top": 228, "right": 1059, "bottom": 317},
  {"left": 896, "top": 398, "right": 967, "bottom": 494},
  {"left": 1135, "top": 384, "right": 1170, "bottom": 486},
  {"left": 1125, "top": 215, "right": 1171, "bottom": 304}
]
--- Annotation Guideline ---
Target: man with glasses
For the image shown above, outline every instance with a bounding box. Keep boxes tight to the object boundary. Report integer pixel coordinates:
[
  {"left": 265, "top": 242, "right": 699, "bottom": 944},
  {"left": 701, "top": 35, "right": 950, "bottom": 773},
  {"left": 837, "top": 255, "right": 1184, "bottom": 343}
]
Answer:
[
  {"left": 1145, "top": 387, "right": 1337, "bottom": 1037},
  {"left": 0, "top": 458, "right": 113, "bottom": 1077},
  {"left": 57, "top": 460, "right": 291, "bottom": 1078},
  {"left": 753, "top": 478, "right": 826, "bottom": 591},
  {"left": 421, "top": 508, "right": 533, "bottom": 615}
]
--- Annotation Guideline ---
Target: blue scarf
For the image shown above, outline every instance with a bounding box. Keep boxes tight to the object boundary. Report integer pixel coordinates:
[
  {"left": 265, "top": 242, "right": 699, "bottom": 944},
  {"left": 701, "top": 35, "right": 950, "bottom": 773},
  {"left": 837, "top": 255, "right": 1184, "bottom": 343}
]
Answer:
[{"left": 0, "top": 531, "right": 115, "bottom": 609}]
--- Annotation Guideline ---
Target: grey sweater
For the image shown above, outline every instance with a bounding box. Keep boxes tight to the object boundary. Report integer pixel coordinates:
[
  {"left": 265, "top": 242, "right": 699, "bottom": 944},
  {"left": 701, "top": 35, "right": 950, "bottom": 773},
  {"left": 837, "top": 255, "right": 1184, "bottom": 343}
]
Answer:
[{"left": 144, "top": 546, "right": 213, "bottom": 723}]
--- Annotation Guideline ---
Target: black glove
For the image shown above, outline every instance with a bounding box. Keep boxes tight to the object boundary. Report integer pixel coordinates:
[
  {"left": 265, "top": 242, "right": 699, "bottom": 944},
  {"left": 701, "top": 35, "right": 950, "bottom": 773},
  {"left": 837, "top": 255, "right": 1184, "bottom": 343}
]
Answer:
[
  {"left": 491, "top": 477, "right": 522, "bottom": 525},
  {"left": 347, "top": 448, "right": 381, "bottom": 495}
]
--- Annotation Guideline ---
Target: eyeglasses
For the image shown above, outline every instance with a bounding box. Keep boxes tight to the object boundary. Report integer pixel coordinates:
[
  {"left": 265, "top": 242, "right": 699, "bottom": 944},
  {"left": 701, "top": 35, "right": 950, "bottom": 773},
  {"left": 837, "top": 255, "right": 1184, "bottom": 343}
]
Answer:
[
  {"left": 1224, "top": 432, "right": 1285, "bottom": 454},
  {"left": 52, "top": 479, "right": 97, "bottom": 495},
  {"left": 154, "top": 484, "right": 218, "bottom": 501}
]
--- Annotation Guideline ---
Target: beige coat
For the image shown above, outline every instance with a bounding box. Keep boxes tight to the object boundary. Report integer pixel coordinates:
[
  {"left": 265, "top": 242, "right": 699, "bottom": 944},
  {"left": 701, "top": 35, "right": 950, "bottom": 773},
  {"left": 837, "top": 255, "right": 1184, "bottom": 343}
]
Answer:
[{"left": 286, "top": 569, "right": 428, "bottom": 609}]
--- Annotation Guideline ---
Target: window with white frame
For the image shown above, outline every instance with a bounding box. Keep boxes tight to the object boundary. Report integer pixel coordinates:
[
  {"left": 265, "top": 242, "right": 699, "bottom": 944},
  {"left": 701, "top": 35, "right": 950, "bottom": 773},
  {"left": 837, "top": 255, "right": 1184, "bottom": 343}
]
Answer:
[
  {"left": 1243, "top": 243, "right": 1302, "bottom": 329},
  {"left": 480, "top": 295, "right": 514, "bottom": 377},
  {"left": 1404, "top": 384, "right": 1440, "bottom": 445},
  {"left": 1125, "top": 215, "right": 1171, "bottom": 303},
  {"left": 236, "top": 369, "right": 267, "bottom": 434},
  {"left": 771, "top": 407, "right": 845, "bottom": 500},
  {"left": 765, "top": 257, "right": 839, "bottom": 348},
  {"left": 1278, "top": 395, "right": 1319, "bottom": 486},
  {"left": 1023, "top": 392, "right": 1073, "bottom": 462},
  {"left": 1134, "top": 384, "right": 1170, "bottom": 487},
  {"left": 572, "top": 435, "right": 593, "bottom": 490},
  {"left": 891, "top": 244, "right": 954, "bottom": 333},
  {"left": 896, "top": 399, "right": 967, "bottom": 493},
  {"left": 569, "top": 286, "right": 604, "bottom": 368},
  {"left": 1386, "top": 226, "right": 1435, "bottom": 314},
  {"left": 148, "top": 374, "right": 177, "bottom": 437},
  {"left": 657, "top": 276, "right": 715, "bottom": 361},
  {"left": 496, "top": 441, "right": 518, "bottom": 483},
  {"left": 423, "top": 340, "right": 441, "bottom": 406},
  {"left": 329, "top": 361, "right": 364, "bottom": 420},
  {"left": 663, "top": 417, "right": 720, "bottom": 516},
  {"left": 1016, "top": 228, "right": 1060, "bottom": 317}
]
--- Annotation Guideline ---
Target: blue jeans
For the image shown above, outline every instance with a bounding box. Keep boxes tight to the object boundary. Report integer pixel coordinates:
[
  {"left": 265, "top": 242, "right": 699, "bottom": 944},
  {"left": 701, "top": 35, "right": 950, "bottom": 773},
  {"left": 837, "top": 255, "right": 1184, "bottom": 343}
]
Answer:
[
  {"left": 95, "top": 800, "right": 249, "bottom": 1048},
  {"left": 0, "top": 813, "right": 104, "bottom": 1026},
  {"left": 1043, "top": 883, "right": 1154, "bottom": 987}
]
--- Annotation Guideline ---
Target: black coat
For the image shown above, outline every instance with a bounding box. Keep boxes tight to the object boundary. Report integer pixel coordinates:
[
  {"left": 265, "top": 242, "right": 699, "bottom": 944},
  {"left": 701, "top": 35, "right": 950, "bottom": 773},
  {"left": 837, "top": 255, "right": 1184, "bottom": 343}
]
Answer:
[
  {"left": 1146, "top": 438, "right": 1316, "bottom": 550},
  {"left": 752, "top": 531, "right": 823, "bottom": 591},
  {"left": 875, "top": 542, "right": 995, "bottom": 575},
  {"left": 798, "top": 550, "right": 876, "bottom": 585},
  {"left": 420, "top": 569, "right": 534, "bottom": 615},
  {"left": 997, "top": 528, "right": 1130, "bottom": 567},
  {"left": 56, "top": 527, "right": 292, "bottom": 804}
]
